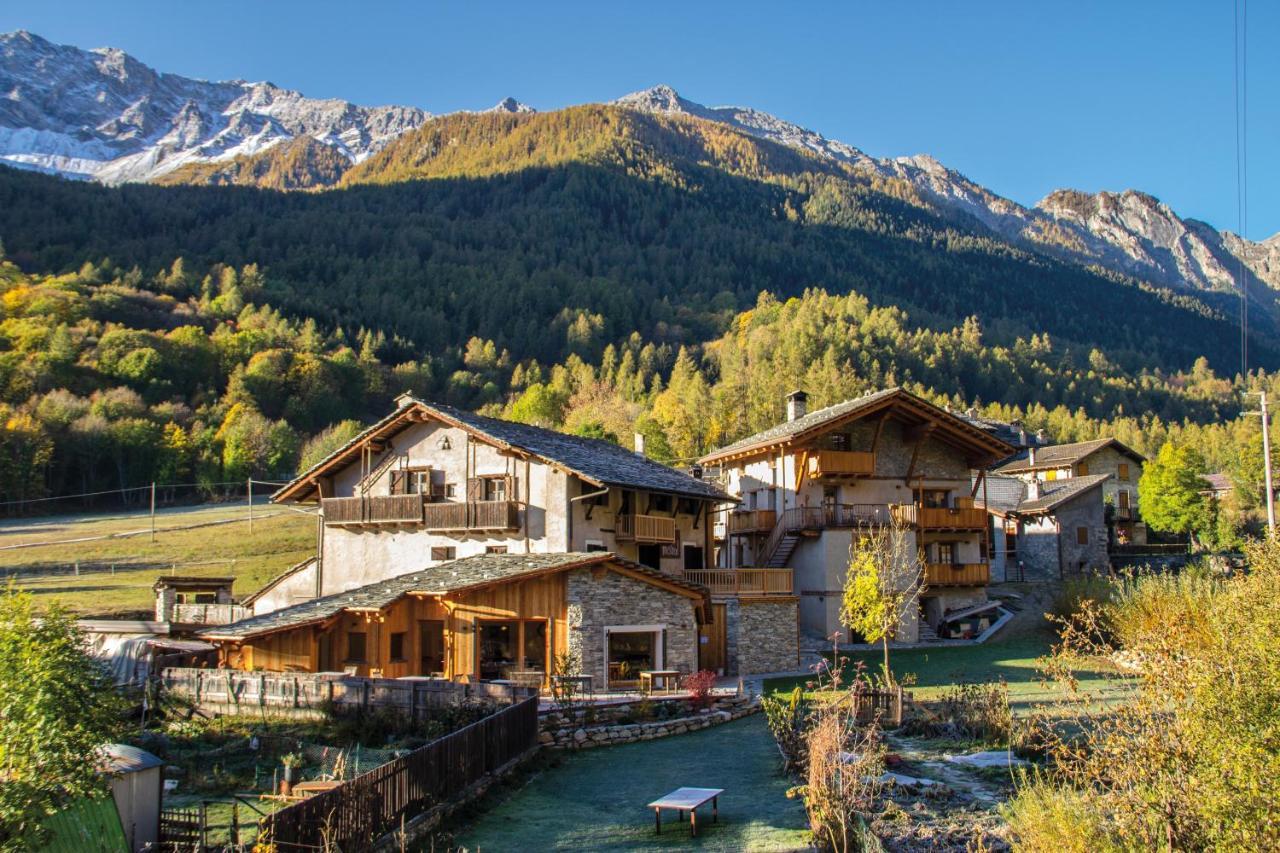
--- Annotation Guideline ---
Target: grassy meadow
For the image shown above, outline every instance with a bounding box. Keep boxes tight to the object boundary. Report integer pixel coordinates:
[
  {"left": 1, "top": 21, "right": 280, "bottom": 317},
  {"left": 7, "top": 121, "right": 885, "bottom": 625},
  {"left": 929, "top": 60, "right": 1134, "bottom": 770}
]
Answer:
[{"left": 0, "top": 502, "right": 315, "bottom": 617}]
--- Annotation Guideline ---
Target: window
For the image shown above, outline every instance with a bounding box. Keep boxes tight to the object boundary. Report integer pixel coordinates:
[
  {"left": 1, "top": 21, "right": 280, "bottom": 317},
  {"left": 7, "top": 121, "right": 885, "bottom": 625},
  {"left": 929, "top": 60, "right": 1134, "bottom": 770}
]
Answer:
[
  {"left": 1077, "top": 462, "right": 1089, "bottom": 476},
  {"left": 408, "top": 469, "right": 430, "bottom": 494},
  {"left": 935, "top": 543, "right": 956, "bottom": 565},
  {"left": 445, "top": 483, "right": 457, "bottom": 498},
  {"left": 585, "top": 540, "right": 607, "bottom": 553},
  {"left": 1118, "top": 463, "right": 1130, "bottom": 481},
  {"left": 650, "top": 494, "right": 673, "bottom": 514},
  {"left": 485, "top": 545, "right": 508, "bottom": 555},
  {"left": 1118, "top": 490, "right": 1130, "bottom": 509},
  {"left": 676, "top": 497, "right": 699, "bottom": 516},
  {"left": 923, "top": 490, "right": 949, "bottom": 509},
  {"left": 1045, "top": 470, "right": 1058, "bottom": 481},
  {"left": 1076, "top": 527, "right": 1089, "bottom": 545},
  {"left": 430, "top": 546, "right": 456, "bottom": 561},
  {"left": 345, "top": 632, "right": 367, "bottom": 663},
  {"left": 828, "top": 432, "right": 852, "bottom": 451},
  {"left": 389, "top": 631, "right": 406, "bottom": 661},
  {"left": 483, "top": 477, "right": 506, "bottom": 502}
]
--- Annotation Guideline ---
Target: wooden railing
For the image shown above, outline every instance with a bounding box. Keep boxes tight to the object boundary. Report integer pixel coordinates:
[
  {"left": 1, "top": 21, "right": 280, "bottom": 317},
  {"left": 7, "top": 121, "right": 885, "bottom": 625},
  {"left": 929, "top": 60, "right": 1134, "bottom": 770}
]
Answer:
[
  {"left": 890, "top": 504, "right": 988, "bottom": 530},
  {"left": 923, "top": 562, "right": 990, "bottom": 586},
  {"left": 422, "top": 500, "right": 521, "bottom": 530},
  {"left": 1113, "top": 506, "right": 1134, "bottom": 520},
  {"left": 323, "top": 494, "right": 425, "bottom": 526},
  {"left": 615, "top": 513, "right": 677, "bottom": 544},
  {"left": 261, "top": 695, "right": 540, "bottom": 851},
  {"left": 807, "top": 450, "right": 876, "bottom": 478},
  {"left": 684, "top": 568, "right": 793, "bottom": 597},
  {"left": 729, "top": 509, "right": 777, "bottom": 533},
  {"left": 170, "top": 603, "right": 247, "bottom": 625}
]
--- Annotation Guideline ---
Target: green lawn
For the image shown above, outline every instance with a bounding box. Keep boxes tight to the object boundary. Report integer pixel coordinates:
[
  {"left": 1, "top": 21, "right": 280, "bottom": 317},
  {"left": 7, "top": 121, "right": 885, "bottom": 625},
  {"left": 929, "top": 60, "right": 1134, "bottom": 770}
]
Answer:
[
  {"left": 764, "top": 629, "right": 1127, "bottom": 715},
  {"left": 0, "top": 502, "right": 314, "bottom": 617},
  {"left": 453, "top": 714, "right": 809, "bottom": 852}
]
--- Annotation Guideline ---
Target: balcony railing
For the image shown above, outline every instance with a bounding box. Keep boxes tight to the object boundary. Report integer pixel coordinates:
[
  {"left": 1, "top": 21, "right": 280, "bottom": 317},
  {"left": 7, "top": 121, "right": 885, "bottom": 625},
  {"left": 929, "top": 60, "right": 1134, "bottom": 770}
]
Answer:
[
  {"left": 923, "top": 562, "right": 990, "bottom": 586},
  {"left": 423, "top": 500, "right": 520, "bottom": 531},
  {"left": 683, "top": 568, "right": 793, "bottom": 597},
  {"left": 615, "top": 513, "right": 677, "bottom": 544},
  {"left": 890, "top": 504, "right": 988, "bottom": 530},
  {"left": 322, "top": 494, "right": 426, "bottom": 526},
  {"left": 324, "top": 496, "right": 519, "bottom": 531},
  {"left": 1113, "top": 506, "right": 1134, "bottom": 520},
  {"left": 807, "top": 450, "right": 876, "bottom": 478},
  {"left": 729, "top": 509, "right": 777, "bottom": 534}
]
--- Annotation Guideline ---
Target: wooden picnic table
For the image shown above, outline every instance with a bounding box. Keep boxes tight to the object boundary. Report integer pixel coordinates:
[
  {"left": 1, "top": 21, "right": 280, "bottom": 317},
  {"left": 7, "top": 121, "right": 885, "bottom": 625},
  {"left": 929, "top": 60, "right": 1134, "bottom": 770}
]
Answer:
[
  {"left": 639, "top": 669, "right": 682, "bottom": 693},
  {"left": 647, "top": 787, "right": 723, "bottom": 836}
]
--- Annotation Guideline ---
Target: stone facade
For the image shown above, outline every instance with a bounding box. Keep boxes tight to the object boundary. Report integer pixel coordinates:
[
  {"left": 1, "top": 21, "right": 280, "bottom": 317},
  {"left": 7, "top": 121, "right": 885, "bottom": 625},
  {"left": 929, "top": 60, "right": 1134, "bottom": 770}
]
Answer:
[
  {"left": 1015, "top": 489, "right": 1108, "bottom": 582},
  {"left": 735, "top": 599, "right": 799, "bottom": 675},
  {"left": 565, "top": 568, "right": 699, "bottom": 687}
]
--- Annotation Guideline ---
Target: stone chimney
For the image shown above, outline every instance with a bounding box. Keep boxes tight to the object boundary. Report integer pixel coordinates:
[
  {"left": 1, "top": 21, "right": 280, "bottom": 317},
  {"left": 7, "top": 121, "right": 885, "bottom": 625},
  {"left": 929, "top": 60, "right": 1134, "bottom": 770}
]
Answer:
[
  {"left": 634, "top": 431, "right": 646, "bottom": 457},
  {"left": 786, "top": 390, "right": 809, "bottom": 422},
  {"left": 1028, "top": 446, "right": 1037, "bottom": 467},
  {"left": 1026, "top": 478, "right": 1040, "bottom": 501}
]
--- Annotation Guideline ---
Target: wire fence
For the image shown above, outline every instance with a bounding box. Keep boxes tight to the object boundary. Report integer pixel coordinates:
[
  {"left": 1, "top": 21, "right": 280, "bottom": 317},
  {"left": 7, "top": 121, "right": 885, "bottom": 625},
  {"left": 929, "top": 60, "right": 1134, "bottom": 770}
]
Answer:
[{"left": 0, "top": 478, "right": 294, "bottom": 518}]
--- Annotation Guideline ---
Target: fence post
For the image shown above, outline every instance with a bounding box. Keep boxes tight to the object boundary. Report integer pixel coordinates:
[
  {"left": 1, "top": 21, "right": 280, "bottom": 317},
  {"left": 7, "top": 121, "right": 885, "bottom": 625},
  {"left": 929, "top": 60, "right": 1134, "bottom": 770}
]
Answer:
[{"left": 260, "top": 673, "right": 267, "bottom": 707}]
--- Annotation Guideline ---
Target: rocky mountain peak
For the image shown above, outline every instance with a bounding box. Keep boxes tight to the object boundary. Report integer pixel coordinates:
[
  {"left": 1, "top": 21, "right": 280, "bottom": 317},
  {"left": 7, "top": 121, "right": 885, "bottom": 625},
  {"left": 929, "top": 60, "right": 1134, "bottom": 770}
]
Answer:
[{"left": 488, "top": 97, "right": 535, "bottom": 114}]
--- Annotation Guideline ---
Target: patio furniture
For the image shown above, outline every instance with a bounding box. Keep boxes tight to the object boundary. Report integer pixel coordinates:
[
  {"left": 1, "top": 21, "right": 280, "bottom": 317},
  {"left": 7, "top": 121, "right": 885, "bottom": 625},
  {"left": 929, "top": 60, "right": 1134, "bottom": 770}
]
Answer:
[
  {"left": 509, "top": 670, "right": 545, "bottom": 690},
  {"left": 639, "top": 670, "right": 682, "bottom": 694},
  {"left": 648, "top": 787, "right": 723, "bottom": 837},
  {"left": 550, "top": 673, "right": 593, "bottom": 698}
]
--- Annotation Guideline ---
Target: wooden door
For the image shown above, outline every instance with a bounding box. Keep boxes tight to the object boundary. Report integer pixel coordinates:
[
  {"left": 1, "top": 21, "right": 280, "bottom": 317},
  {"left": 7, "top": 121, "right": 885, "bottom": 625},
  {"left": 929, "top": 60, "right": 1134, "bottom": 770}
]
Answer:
[{"left": 698, "top": 603, "right": 728, "bottom": 675}]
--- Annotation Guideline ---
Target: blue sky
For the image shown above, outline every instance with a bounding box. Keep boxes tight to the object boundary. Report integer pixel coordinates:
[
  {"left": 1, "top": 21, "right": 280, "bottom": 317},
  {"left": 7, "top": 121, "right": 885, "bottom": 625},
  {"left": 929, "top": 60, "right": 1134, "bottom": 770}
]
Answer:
[{"left": 4, "top": 1, "right": 1276, "bottom": 239}]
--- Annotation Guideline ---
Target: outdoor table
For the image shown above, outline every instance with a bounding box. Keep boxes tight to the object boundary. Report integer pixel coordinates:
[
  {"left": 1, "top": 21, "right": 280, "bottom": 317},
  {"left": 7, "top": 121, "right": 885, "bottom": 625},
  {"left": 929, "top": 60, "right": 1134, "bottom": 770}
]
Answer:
[
  {"left": 550, "top": 674, "right": 593, "bottom": 697},
  {"left": 648, "top": 787, "right": 723, "bottom": 836},
  {"left": 639, "top": 669, "right": 682, "bottom": 693}
]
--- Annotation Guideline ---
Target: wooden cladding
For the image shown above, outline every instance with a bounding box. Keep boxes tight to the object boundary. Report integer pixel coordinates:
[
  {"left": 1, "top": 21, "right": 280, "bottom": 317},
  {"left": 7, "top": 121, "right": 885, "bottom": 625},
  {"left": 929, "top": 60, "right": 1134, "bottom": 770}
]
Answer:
[
  {"left": 615, "top": 513, "right": 677, "bottom": 544},
  {"left": 728, "top": 509, "right": 776, "bottom": 533},
  {"left": 323, "top": 496, "right": 519, "bottom": 531},
  {"left": 806, "top": 450, "right": 875, "bottom": 478},
  {"left": 890, "top": 504, "right": 987, "bottom": 530},
  {"left": 683, "top": 568, "right": 793, "bottom": 597},
  {"left": 923, "top": 562, "right": 990, "bottom": 586}
]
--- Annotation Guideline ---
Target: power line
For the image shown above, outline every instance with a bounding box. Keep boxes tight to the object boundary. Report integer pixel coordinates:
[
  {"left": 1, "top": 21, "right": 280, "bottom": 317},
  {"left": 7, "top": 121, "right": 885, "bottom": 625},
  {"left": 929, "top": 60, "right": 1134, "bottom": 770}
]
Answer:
[{"left": 1234, "top": 0, "right": 1249, "bottom": 377}]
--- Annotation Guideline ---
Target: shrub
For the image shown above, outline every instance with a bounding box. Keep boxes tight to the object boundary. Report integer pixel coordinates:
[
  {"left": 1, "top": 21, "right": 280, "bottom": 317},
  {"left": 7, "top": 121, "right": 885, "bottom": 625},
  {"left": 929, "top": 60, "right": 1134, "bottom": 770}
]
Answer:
[
  {"left": 682, "top": 669, "right": 717, "bottom": 710},
  {"left": 1051, "top": 574, "right": 1114, "bottom": 623},
  {"left": 761, "top": 687, "right": 810, "bottom": 772},
  {"left": 904, "top": 680, "right": 1011, "bottom": 742}
]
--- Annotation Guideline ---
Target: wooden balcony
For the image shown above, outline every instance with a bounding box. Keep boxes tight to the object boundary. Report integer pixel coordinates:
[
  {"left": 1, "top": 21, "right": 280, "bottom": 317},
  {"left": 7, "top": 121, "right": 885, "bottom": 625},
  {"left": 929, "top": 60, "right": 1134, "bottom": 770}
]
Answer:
[
  {"left": 1113, "top": 506, "right": 1133, "bottom": 520},
  {"left": 923, "top": 562, "right": 990, "bottom": 586},
  {"left": 729, "top": 509, "right": 777, "bottom": 534},
  {"left": 323, "top": 494, "right": 425, "bottom": 526},
  {"left": 807, "top": 450, "right": 875, "bottom": 478},
  {"left": 324, "top": 496, "right": 519, "bottom": 531},
  {"left": 423, "top": 500, "right": 520, "bottom": 531},
  {"left": 683, "top": 568, "right": 794, "bottom": 597},
  {"left": 615, "top": 513, "right": 677, "bottom": 544},
  {"left": 890, "top": 504, "right": 988, "bottom": 530}
]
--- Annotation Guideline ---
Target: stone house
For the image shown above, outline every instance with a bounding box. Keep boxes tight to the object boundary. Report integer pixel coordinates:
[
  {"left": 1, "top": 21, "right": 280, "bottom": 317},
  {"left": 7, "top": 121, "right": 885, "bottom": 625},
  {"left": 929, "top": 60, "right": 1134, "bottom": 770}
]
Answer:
[
  {"left": 234, "top": 395, "right": 795, "bottom": 677},
  {"left": 979, "top": 473, "right": 1111, "bottom": 583},
  {"left": 699, "top": 388, "right": 1015, "bottom": 645},
  {"left": 201, "top": 552, "right": 708, "bottom": 690},
  {"left": 993, "top": 438, "right": 1147, "bottom": 544}
]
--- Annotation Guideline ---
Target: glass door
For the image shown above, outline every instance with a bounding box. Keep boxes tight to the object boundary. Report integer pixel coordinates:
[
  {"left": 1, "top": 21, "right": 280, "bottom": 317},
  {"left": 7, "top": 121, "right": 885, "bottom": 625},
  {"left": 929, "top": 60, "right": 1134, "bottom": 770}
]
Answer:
[{"left": 607, "top": 630, "right": 658, "bottom": 687}]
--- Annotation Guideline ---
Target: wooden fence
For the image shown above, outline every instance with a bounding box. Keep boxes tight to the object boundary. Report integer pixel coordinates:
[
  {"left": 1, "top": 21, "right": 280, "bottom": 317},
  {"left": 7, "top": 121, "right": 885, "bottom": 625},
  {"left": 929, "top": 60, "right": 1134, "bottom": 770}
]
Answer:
[
  {"left": 261, "top": 694, "right": 540, "bottom": 851},
  {"left": 159, "top": 668, "right": 532, "bottom": 718},
  {"left": 851, "top": 686, "right": 908, "bottom": 727}
]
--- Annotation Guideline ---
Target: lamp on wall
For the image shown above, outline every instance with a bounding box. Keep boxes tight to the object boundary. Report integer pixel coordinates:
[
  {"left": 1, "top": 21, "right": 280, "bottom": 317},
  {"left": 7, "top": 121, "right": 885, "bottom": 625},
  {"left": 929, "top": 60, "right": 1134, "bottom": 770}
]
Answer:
[{"left": 437, "top": 435, "right": 452, "bottom": 450}]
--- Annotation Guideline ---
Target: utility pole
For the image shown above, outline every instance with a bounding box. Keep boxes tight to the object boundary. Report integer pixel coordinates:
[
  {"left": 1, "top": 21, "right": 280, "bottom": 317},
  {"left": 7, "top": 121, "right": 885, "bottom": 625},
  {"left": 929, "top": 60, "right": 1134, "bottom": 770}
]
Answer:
[
  {"left": 1263, "top": 392, "right": 1276, "bottom": 538},
  {"left": 248, "top": 478, "right": 254, "bottom": 533}
]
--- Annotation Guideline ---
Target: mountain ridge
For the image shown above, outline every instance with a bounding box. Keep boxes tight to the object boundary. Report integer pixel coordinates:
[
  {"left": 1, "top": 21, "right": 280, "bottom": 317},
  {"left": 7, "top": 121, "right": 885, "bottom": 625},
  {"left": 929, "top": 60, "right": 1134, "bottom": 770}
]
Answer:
[{"left": 2, "top": 30, "right": 1276, "bottom": 316}]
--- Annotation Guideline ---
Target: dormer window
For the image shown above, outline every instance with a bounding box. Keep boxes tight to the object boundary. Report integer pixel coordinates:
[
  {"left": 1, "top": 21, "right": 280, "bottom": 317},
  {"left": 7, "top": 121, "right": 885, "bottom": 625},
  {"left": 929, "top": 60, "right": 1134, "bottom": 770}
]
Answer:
[{"left": 827, "top": 432, "right": 852, "bottom": 451}]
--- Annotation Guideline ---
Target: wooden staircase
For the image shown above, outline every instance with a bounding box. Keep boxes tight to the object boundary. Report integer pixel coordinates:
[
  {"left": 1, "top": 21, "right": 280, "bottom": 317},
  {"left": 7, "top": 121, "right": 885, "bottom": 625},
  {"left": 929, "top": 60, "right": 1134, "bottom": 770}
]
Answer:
[{"left": 766, "top": 532, "right": 800, "bottom": 568}]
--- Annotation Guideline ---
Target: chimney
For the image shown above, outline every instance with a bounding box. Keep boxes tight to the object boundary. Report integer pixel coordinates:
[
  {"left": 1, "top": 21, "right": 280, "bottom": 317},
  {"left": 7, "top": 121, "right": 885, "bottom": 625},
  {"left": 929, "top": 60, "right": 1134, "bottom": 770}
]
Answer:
[
  {"left": 394, "top": 391, "right": 415, "bottom": 409},
  {"left": 1028, "top": 446, "right": 1037, "bottom": 467},
  {"left": 1017, "top": 428, "right": 1028, "bottom": 447},
  {"left": 690, "top": 464, "right": 704, "bottom": 480},
  {"left": 1035, "top": 429, "right": 1047, "bottom": 444},
  {"left": 786, "top": 390, "right": 809, "bottom": 422},
  {"left": 634, "top": 431, "right": 646, "bottom": 457},
  {"left": 1026, "top": 479, "right": 1040, "bottom": 501}
]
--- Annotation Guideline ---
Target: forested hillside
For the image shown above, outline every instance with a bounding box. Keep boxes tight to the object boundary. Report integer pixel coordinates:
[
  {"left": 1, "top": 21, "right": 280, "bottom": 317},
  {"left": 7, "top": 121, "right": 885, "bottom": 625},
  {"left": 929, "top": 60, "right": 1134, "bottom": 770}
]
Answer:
[
  {"left": 0, "top": 105, "right": 1274, "bottom": 515},
  {"left": 0, "top": 107, "right": 1269, "bottom": 379}
]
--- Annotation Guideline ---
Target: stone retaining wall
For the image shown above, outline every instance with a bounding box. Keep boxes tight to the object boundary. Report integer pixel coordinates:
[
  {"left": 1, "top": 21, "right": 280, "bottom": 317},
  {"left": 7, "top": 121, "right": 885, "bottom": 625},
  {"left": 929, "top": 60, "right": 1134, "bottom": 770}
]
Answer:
[{"left": 539, "top": 695, "right": 758, "bottom": 749}]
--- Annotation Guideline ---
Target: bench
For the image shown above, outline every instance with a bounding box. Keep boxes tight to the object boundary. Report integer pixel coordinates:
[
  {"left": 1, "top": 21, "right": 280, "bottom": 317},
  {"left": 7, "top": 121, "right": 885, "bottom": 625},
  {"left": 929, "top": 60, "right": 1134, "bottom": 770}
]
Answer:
[
  {"left": 647, "top": 786, "right": 723, "bottom": 837},
  {"left": 639, "top": 669, "right": 682, "bottom": 694}
]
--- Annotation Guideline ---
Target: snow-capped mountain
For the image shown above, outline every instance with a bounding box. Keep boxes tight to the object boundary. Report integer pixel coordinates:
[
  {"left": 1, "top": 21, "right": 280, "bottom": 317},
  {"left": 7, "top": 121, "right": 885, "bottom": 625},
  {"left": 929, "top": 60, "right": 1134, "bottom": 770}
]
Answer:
[
  {"left": 2, "top": 30, "right": 1275, "bottom": 299},
  {"left": 0, "top": 30, "right": 428, "bottom": 183},
  {"left": 611, "top": 84, "right": 1279, "bottom": 298}
]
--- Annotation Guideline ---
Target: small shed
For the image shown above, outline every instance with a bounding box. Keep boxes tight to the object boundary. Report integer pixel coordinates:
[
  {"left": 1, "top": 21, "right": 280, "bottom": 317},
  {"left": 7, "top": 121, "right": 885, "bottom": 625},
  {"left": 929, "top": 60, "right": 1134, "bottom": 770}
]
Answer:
[
  {"left": 102, "top": 744, "right": 164, "bottom": 852},
  {"left": 153, "top": 576, "right": 236, "bottom": 623}
]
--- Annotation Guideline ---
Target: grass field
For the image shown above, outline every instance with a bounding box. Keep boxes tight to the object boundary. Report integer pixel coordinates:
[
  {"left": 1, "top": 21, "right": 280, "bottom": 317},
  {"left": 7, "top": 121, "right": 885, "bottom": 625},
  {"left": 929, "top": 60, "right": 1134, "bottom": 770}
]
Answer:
[
  {"left": 764, "top": 626, "right": 1128, "bottom": 715},
  {"left": 0, "top": 502, "right": 315, "bottom": 617},
  {"left": 453, "top": 714, "right": 809, "bottom": 852}
]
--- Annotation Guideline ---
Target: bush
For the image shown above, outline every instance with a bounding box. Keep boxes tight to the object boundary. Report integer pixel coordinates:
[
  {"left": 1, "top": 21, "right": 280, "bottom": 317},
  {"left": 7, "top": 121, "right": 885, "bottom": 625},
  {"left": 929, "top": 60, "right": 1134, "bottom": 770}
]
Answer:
[
  {"left": 682, "top": 669, "right": 717, "bottom": 710},
  {"left": 904, "top": 680, "right": 1011, "bottom": 743},
  {"left": 1051, "top": 574, "right": 1114, "bottom": 623},
  {"left": 1102, "top": 565, "right": 1219, "bottom": 654},
  {"left": 761, "top": 687, "right": 810, "bottom": 773}
]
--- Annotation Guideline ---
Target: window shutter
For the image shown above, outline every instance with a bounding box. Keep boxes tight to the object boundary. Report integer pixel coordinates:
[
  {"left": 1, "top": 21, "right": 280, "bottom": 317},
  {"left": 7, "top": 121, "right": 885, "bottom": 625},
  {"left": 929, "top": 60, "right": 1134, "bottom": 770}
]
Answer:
[
  {"left": 505, "top": 475, "right": 516, "bottom": 502},
  {"left": 466, "top": 477, "right": 483, "bottom": 501},
  {"left": 389, "top": 471, "right": 407, "bottom": 495}
]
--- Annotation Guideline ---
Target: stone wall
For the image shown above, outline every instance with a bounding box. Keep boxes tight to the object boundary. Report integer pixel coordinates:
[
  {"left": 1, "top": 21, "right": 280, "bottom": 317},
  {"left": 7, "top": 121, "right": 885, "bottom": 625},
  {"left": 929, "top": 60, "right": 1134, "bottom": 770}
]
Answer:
[
  {"left": 1016, "top": 489, "right": 1108, "bottom": 583},
  {"left": 565, "top": 568, "right": 699, "bottom": 687},
  {"left": 539, "top": 695, "right": 758, "bottom": 750},
  {"left": 735, "top": 599, "right": 799, "bottom": 675}
]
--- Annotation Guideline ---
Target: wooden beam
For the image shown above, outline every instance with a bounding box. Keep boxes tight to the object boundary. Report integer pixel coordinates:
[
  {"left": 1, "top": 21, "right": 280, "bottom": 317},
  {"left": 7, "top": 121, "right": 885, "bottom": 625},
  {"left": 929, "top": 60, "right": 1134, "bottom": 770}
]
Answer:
[
  {"left": 904, "top": 424, "right": 934, "bottom": 483},
  {"left": 870, "top": 411, "right": 889, "bottom": 455}
]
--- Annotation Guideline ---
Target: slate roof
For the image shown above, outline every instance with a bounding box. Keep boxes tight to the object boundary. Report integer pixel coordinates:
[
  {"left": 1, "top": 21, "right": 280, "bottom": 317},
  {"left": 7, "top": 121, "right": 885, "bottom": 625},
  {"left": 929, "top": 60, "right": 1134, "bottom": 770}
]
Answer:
[
  {"left": 976, "top": 473, "right": 1112, "bottom": 516},
  {"left": 1203, "top": 472, "right": 1233, "bottom": 494},
  {"left": 274, "top": 397, "right": 731, "bottom": 503},
  {"left": 699, "top": 387, "right": 1013, "bottom": 463},
  {"left": 993, "top": 438, "right": 1144, "bottom": 474},
  {"left": 201, "top": 552, "right": 707, "bottom": 642}
]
